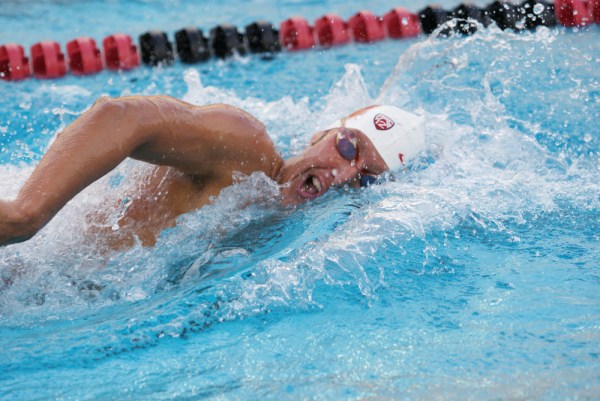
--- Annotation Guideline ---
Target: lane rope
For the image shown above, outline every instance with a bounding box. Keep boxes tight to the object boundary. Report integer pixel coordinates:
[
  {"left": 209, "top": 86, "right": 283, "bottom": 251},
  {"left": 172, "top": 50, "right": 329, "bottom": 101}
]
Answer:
[{"left": 1, "top": 0, "right": 598, "bottom": 81}]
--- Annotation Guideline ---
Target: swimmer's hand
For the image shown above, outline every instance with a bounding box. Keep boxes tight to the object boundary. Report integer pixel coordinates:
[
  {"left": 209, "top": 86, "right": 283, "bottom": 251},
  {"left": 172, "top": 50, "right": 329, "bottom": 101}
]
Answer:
[{"left": 0, "top": 200, "right": 39, "bottom": 246}]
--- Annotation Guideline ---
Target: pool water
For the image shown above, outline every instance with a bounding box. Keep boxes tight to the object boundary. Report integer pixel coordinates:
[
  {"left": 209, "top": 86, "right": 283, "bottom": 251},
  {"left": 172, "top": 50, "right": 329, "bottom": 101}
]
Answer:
[{"left": 1, "top": 0, "right": 599, "bottom": 400}]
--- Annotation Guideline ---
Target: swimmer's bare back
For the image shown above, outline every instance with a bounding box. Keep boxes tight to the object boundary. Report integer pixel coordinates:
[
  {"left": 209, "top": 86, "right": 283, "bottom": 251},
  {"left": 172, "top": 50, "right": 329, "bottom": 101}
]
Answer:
[{"left": 0, "top": 96, "right": 283, "bottom": 247}]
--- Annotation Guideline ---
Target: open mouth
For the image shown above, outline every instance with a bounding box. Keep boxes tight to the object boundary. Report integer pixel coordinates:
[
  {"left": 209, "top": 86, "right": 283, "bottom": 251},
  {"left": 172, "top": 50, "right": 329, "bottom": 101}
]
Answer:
[{"left": 297, "top": 174, "right": 323, "bottom": 200}]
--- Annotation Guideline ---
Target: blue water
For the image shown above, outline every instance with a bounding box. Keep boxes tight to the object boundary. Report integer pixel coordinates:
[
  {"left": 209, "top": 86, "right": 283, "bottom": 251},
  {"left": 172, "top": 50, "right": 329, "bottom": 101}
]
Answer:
[{"left": 1, "top": 1, "right": 599, "bottom": 400}]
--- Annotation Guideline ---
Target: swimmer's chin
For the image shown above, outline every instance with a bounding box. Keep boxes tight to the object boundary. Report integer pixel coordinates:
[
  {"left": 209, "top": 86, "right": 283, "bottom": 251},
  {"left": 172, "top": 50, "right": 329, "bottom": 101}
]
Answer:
[{"left": 278, "top": 183, "right": 302, "bottom": 207}]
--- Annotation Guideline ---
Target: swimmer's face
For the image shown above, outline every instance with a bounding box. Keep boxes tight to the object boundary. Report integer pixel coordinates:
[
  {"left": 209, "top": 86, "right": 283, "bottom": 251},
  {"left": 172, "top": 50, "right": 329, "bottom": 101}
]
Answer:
[{"left": 278, "top": 125, "right": 387, "bottom": 206}]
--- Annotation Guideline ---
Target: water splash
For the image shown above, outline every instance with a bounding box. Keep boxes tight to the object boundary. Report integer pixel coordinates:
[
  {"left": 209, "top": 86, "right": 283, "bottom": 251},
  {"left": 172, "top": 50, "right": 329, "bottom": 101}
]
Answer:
[
  {"left": 0, "top": 26, "right": 598, "bottom": 375},
  {"left": 379, "top": 25, "right": 600, "bottom": 161}
]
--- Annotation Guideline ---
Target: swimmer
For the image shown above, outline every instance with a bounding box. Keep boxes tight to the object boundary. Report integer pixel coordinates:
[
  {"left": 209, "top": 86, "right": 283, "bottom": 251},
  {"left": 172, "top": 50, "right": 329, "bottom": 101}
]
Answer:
[{"left": 0, "top": 96, "right": 424, "bottom": 248}]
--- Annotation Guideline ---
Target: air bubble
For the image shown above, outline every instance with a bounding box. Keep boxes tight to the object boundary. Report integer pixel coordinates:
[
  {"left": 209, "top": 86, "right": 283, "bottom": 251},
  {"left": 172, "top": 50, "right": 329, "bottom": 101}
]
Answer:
[{"left": 533, "top": 3, "right": 545, "bottom": 15}]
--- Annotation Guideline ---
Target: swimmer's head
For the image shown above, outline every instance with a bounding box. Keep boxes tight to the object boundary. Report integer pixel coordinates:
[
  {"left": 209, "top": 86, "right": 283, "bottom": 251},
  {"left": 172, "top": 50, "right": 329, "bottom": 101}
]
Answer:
[{"left": 277, "top": 105, "right": 425, "bottom": 205}]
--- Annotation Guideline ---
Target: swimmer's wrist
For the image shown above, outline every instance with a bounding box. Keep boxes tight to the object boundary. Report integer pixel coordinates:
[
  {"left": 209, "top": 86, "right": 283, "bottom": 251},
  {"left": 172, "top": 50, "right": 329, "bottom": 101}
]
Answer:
[{"left": 0, "top": 200, "right": 44, "bottom": 245}]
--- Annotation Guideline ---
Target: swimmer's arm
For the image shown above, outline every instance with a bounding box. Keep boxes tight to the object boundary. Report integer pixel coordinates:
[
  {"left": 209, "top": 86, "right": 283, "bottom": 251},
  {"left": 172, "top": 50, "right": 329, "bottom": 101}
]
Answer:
[
  {"left": 0, "top": 95, "right": 280, "bottom": 246},
  {"left": 0, "top": 96, "right": 157, "bottom": 245}
]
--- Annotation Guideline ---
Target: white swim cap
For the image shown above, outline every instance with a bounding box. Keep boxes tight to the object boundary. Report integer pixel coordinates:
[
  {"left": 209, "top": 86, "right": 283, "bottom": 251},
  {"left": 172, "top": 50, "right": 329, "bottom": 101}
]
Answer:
[{"left": 327, "top": 105, "right": 425, "bottom": 171}]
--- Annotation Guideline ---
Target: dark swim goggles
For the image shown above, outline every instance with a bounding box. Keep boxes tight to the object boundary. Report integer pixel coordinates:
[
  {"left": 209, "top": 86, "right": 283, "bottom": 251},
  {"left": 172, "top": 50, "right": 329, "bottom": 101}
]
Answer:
[{"left": 335, "top": 129, "right": 378, "bottom": 187}]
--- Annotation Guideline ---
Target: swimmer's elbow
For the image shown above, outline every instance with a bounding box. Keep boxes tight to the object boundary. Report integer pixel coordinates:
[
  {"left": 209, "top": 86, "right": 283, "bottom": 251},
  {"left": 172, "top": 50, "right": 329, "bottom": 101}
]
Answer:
[
  {"left": 87, "top": 96, "right": 158, "bottom": 147},
  {"left": 89, "top": 96, "right": 130, "bottom": 121},
  {"left": 85, "top": 97, "right": 133, "bottom": 136},
  {"left": 87, "top": 95, "right": 199, "bottom": 160}
]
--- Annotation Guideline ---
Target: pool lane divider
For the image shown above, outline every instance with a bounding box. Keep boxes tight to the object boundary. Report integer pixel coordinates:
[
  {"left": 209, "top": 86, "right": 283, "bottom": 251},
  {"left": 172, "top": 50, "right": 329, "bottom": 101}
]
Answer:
[
  {"left": 1, "top": 0, "right": 599, "bottom": 81},
  {"left": 103, "top": 34, "right": 141, "bottom": 70}
]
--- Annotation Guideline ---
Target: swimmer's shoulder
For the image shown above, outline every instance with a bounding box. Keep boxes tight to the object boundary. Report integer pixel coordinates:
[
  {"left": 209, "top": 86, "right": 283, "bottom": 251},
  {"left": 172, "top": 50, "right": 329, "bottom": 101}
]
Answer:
[
  {"left": 183, "top": 102, "right": 283, "bottom": 179},
  {"left": 165, "top": 98, "right": 283, "bottom": 180},
  {"left": 195, "top": 103, "right": 268, "bottom": 138}
]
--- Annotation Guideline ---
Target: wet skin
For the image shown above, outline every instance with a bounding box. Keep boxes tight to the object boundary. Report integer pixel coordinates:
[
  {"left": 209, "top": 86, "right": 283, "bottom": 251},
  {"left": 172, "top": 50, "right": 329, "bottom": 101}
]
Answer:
[
  {"left": 0, "top": 96, "right": 386, "bottom": 248},
  {"left": 277, "top": 127, "right": 388, "bottom": 206}
]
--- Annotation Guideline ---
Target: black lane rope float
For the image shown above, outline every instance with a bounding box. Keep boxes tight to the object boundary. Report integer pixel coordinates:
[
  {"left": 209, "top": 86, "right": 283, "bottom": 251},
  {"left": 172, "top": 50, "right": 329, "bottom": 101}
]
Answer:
[{"left": 1, "top": 0, "right": 598, "bottom": 81}]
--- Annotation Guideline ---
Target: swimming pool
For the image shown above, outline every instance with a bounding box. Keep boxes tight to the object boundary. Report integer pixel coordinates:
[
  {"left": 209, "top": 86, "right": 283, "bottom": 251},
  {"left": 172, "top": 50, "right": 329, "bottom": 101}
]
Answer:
[{"left": 1, "top": 0, "right": 599, "bottom": 399}]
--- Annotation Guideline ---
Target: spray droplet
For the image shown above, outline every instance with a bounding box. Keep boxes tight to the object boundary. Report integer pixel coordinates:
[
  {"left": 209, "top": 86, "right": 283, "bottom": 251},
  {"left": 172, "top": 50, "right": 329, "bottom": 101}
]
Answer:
[{"left": 533, "top": 3, "right": 544, "bottom": 15}]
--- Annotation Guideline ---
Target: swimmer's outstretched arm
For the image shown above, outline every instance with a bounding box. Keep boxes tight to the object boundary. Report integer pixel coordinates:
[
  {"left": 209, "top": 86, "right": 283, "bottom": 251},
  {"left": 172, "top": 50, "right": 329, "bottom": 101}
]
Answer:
[{"left": 0, "top": 96, "right": 279, "bottom": 246}]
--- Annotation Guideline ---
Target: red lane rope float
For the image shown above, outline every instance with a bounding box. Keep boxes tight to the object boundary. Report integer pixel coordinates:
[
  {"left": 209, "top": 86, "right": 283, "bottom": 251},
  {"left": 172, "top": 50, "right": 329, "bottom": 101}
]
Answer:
[
  {"left": 347, "top": 10, "right": 385, "bottom": 43},
  {"left": 0, "top": 44, "right": 30, "bottom": 81},
  {"left": 314, "top": 14, "right": 350, "bottom": 47},
  {"left": 31, "top": 41, "right": 66, "bottom": 79},
  {"left": 279, "top": 17, "right": 315, "bottom": 50},
  {"left": 67, "top": 37, "right": 103, "bottom": 75},
  {"left": 591, "top": 0, "right": 600, "bottom": 23},
  {"left": 1, "top": 0, "right": 600, "bottom": 82},
  {"left": 556, "top": 0, "right": 592, "bottom": 26},
  {"left": 103, "top": 34, "right": 140, "bottom": 70},
  {"left": 382, "top": 7, "right": 422, "bottom": 38}
]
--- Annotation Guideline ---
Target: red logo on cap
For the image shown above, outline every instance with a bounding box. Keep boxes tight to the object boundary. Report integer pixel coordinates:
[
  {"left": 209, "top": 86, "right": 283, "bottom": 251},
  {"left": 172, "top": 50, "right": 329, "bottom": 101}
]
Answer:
[{"left": 373, "top": 113, "right": 395, "bottom": 130}]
